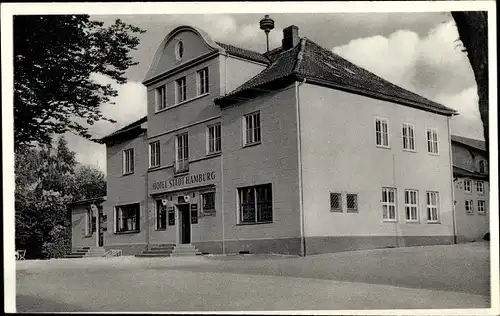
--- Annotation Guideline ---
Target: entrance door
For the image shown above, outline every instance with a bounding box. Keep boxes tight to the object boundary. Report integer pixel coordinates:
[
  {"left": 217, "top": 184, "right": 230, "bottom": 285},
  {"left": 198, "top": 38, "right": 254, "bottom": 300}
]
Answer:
[{"left": 180, "top": 205, "right": 191, "bottom": 244}]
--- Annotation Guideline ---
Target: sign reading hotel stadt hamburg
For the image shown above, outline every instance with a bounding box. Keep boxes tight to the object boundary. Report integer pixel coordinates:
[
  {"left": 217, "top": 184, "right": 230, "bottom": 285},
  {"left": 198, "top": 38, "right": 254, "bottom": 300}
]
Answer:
[{"left": 152, "top": 171, "right": 216, "bottom": 191}]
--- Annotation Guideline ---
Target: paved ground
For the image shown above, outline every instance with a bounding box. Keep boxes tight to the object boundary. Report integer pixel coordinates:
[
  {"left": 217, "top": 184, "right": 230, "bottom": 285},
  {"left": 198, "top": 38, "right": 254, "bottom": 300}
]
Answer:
[{"left": 15, "top": 242, "right": 491, "bottom": 312}]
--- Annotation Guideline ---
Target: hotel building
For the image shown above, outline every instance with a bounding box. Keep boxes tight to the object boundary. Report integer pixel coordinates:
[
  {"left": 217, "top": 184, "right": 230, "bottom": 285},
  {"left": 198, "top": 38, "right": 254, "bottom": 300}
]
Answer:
[{"left": 71, "top": 21, "right": 459, "bottom": 256}]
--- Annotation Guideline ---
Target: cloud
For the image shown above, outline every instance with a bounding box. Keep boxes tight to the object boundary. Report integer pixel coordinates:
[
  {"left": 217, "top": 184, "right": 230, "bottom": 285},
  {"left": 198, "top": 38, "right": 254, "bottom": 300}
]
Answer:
[
  {"left": 64, "top": 74, "right": 147, "bottom": 173},
  {"left": 434, "top": 86, "right": 484, "bottom": 140},
  {"left": 333, "top": 30, "right": 420, "bottom": 91},
  {"left": 333, "top": 21, "right": 482, "bottom": 140},
  {"left": 88, "top": 73, "right": 147, "bottom": 138}
]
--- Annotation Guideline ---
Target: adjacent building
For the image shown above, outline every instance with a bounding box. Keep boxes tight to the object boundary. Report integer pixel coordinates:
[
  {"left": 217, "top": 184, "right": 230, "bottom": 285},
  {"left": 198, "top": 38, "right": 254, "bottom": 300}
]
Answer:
[
  {"left": 451, "top": 135, "right": 490, "bottom": 242},
  {"left": 72, "top": 21, "right": 461, "bottom": 256}
]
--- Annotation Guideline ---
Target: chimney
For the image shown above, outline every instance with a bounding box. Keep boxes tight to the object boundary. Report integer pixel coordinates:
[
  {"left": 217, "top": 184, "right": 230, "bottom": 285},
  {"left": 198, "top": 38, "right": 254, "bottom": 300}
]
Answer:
[{"left": 282, "top": 25, "right": 299, "bottom": 50}]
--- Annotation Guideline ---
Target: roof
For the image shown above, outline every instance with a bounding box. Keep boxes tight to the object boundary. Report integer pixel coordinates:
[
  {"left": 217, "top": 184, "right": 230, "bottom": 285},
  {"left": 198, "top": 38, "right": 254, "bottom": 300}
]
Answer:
[
  {"left": 453, "top": 166, "right": 488, "bottom": 180},
  {"left": 98, "top": 116, "right": 147, "bottom": 144},
  {"left": 215, "top": 38, "right": 457, "bottom": 116},
  {"left": 216, "top": 41, "right": 270, "bottom": 64},
  {"left": 451, "top": 135, "right": 486, "bottom": 152},
  {"left": 71, "top": 196, "right": 107, "bottom": 206}
]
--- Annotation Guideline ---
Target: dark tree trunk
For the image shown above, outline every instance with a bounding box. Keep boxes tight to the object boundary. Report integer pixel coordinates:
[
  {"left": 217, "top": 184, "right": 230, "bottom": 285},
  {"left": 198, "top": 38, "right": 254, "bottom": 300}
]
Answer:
[{"left": 451, "top": 12, "right": 489, "bottom": 161}]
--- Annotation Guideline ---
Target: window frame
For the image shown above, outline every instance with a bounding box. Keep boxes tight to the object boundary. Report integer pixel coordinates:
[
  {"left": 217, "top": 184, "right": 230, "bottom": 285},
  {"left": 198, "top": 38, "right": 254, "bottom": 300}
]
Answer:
[
  {"left": 197, "top": 67, "right": 210, "bottom": 96},
  {"left": 402, "top": 123, "right": 416, "bottom": 152},
  {"left": 201, "top": 191, "right": 216, "bottom": 216},
  {"left": 464, "top": 179, "right": 472, "bottom": 193},
  {"left": 206, "top": 123, "right": 221, "bottom": 155},
  {"left": 85, "top": 208, "right": 93, "bottom": 236},
  {"left": 155, "top": 200, "right": 167, "bottom": 230},
  {"left": 175, "top": 133, "right": 189, "bottom": 173},
  {"left": 155, "top": 85, "right": 167, "bottom": 112},
  {"left": 346, "top": 193, "right": 358, "bottom": 213},
  {"left": 476, "top": 181, "right": 484, "bottom": 194},
  {"left": 375, "top": 117, "right": 390, "bottom": 148},
  {"left": 149, "top": 141, "right": 161, "bottom": 168},
  {"left": 237, "top": 184, "right": 273, "bottom": 224},
  {"left": 382, "top": 187, "right": 397, "bottom": 222},
  {"left": 175, "top": 40, "right": 184, "bottom": 61},
  {"left": 404, "top": 189, "right": 419, "bottom": 222},
  {"left": 243, "top": 111, "right": 262, "bottom": 146},
  {"left": 114, "top": 203, "right": 140, "bottom": 233},
  {"left": 479, "top": 160, "right": 487, "bottom": 174},
  {"left": 477, "top": 200, "right": 486, "bottom": 215},
  {"left": 426, "top": 191, "right": 440, "bottom": 223},
  {"left": 175, "top": 77, "right": 187, "bottom": 104},
  {"left": 465, "top": 199, "right": 474, "bottom": 214},
  {"left": 122, "top": 148, "right": 135, "bottom": 175},
  {"left": 330, "top": 192, "right": 342, "bottom": 212},
  {"left": 426, "top": 128, "right": 439, "bottom": 154}
]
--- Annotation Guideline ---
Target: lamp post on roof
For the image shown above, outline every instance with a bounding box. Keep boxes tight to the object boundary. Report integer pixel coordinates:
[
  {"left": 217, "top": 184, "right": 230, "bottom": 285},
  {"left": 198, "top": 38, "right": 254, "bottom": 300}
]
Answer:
[{"left": 260, "top": 14, "right": 275, "bottom": 53}]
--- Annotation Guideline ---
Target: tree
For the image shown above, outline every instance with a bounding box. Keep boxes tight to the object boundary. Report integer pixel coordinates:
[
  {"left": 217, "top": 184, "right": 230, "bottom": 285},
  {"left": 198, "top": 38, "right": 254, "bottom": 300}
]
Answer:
[
  {"left": 451, "top": 12, "right": 489, "bottom": 157},
  {"left": 15, "top": 137, "right": 77, "bottom": 258},
  {"left": 14, "top": 15, "right": 145, "bottom": 149},
  {"left": 71, "top": 165, "right": 107, "bottom": 201}
]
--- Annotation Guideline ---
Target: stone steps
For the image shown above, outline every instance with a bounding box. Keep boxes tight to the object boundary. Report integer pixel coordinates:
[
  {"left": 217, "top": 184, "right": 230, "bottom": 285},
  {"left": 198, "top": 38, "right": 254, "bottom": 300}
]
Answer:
[
  {"left": 171, "top": 244, "right": 202, "bottom": 257},
  {"left": 65, "top": 247, "right": 106, "bottom": 258},
  {"left": 135, "top": 244, "right": 176, "bottom": 258}
]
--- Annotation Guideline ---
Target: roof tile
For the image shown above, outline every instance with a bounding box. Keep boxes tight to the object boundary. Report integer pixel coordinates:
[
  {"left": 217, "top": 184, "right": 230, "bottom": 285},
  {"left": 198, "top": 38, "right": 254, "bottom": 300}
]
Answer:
[
  {"left": 216, "top": 41, "right": 269, "bottom": 64},
  {"left": 216, "top": 38, "right": 456, "bottom": 116},
  {"left": 451, "top": 135, "right": 486, "bottom": 152}
]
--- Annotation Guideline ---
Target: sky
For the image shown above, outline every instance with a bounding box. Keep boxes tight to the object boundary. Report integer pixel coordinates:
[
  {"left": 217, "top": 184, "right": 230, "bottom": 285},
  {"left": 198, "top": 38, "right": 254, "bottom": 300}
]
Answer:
[{"left": 64, "top": 12, "right": 484, "bottom": 173}]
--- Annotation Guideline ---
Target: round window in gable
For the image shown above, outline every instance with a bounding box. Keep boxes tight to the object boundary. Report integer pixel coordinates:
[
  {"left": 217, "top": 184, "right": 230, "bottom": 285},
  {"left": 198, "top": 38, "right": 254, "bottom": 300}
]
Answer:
[{"left": 175, "top": 40, "right": 184, "bottom": 61}]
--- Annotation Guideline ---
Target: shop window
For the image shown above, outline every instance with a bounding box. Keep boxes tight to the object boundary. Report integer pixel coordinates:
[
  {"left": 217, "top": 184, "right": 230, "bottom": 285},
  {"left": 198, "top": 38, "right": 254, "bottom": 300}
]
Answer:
[
  {"left": 115, "top": 203, "right": 140, "bottom": 233},
  {"left": 201, "top": 191, "right": 216, "bottom": 216}
]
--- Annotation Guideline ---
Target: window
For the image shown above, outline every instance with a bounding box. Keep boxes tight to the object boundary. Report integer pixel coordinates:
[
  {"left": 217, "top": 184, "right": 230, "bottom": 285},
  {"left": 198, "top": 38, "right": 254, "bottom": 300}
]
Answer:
[
  {"left": 375, "top": 117, "right": 389, "bottom": 147},
  {"left": 375, "top": 118, "right": 389, "bottom": 148},
  {"left": 115, "top": 203, "right": 140, "bottom": 233},
  {"left": 201, "top": 191, "right": 216, "bottom": 216},
  {"left": 464, "top": 180, "right": 472, "bottom": 193},
  {"left": 382, "top": 188, "right": 397, "bottom": 221},
  {"left": 155, "top": 85, "right": 167, "bottom": 111},
  {"left": 238, "top": 184, "right": 272, "bottom": 224},
  {"left": 330, "top": 192, "right": 342, "bottom": 212},
  {"left": 243, "top": 112, "right": 261, "bottom": 145},
  {"left": 85, "top": 208, "right": 94, "bottom": 236},
  {"left": 197, "top": 67, "right": 209, "bottom": 95},
  {"left": 477, "top": 181, "right": 484, "bottom": 194},
  {"left": 465, "top": 199, "right": 474, "bottom": 214},
  {"left": 168, "top": 207, "right": 175, "bottom": 226},
  {"left": 155, "top": 200, "right": 167, "bottom": 230},
  {"left": 149, "top": 141, "right": 160, "bottom": 168},
  {"left": 175, "top": 77, "right": 187, "bottom": 103},
  {"left": 207, "top": 123, "right": 221, "bottom": 154},
  {"left": 402, "top": 123, "right": 415, "bottom": 151},
  {"left": 479, "top": 160, "right": 487, "bottom": 174},
  {"left": 477, "top": 200, "right": 486, "bottom": 214},
  {"left": 175, "top": 40, "right": 184, "bottom": 60},
  {"left": 346, "top": 194, "right": 358, "bottom": 213},
  {"left": 123, "top": 148, "right": 134, "bottom": 174},
  {"left": 426, "top": 128, "right": 439, "bottom": 154},
  {"left": 426, "top": 191, "right": 440, "bottom": 222},
  {"left": 175, "top": 133, "right": 189, "bottom": 173},
  {"left": 404, "top": 190, "right": 419, "bottom": 222}
]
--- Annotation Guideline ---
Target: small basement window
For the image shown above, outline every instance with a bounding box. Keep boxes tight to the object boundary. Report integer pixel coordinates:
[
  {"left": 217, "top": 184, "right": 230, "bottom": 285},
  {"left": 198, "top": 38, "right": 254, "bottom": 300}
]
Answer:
[{"left": 330, "top": 192, "right": 342, "bottom": 212}]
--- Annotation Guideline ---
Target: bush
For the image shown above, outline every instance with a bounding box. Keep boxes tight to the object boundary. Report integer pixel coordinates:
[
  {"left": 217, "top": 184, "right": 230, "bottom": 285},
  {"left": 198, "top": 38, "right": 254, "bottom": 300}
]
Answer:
[{"left": 42, "top": 225, "right": 71, "bottom": 259}]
